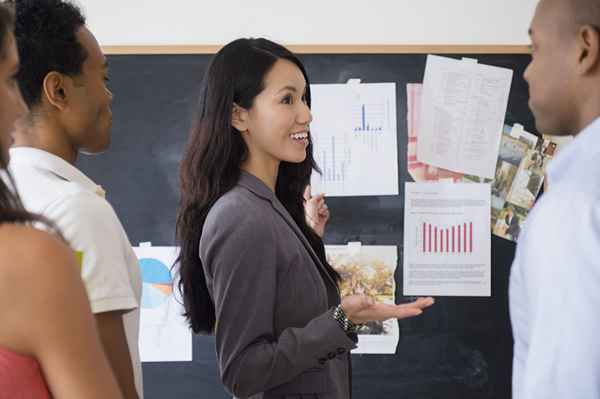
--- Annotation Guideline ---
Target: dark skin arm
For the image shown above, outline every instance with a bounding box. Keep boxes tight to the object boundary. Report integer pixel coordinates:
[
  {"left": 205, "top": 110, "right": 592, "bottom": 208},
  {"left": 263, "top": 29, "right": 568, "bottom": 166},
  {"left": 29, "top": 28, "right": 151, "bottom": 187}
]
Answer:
[{"left": 95, "top": 311, "right": 139, "bottom": 399}]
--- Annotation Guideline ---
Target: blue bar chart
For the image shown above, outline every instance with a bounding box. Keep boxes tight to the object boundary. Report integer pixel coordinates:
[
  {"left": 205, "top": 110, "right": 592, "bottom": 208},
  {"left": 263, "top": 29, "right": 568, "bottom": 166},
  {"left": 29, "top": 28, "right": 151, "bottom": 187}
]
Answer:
[
  {"left": 309, "top": 82, "right": 398, "bottom": 197},
  {"left": 354, "top": 104, "right": 384, "bottom": 132}
]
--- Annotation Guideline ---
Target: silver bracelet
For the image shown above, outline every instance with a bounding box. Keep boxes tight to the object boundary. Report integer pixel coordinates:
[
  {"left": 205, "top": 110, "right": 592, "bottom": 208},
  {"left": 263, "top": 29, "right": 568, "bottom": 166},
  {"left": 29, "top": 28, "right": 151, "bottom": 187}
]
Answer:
[{"left": 332, "top": 304, "right": 359, "bottom": 334}]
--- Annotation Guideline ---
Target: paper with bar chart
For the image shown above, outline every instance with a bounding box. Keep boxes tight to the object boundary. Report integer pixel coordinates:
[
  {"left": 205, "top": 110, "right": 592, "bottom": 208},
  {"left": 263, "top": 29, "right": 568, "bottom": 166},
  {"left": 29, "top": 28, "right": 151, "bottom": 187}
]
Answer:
[
  {"left": 132, "top": 246, "right": 192, "bottom": 362},
  {"left": 403, "top": 183, "right": 491, "bottom": 297},
  {"left": 309, "top": 82, "right": 398, "bottom": 196},
  {"left": 326, "top": 244, "right": 399, "bottom": 354}
]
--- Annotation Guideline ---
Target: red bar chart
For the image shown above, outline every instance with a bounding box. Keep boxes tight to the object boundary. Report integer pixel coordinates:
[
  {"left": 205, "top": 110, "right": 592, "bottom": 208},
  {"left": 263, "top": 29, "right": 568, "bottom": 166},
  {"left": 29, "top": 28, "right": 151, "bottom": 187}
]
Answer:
[
  {"left": 421, "top": 222, "right": 473, "bottom": 254},
  {"left": 404, "top": 182, "right": 491, "bottom": 297}
]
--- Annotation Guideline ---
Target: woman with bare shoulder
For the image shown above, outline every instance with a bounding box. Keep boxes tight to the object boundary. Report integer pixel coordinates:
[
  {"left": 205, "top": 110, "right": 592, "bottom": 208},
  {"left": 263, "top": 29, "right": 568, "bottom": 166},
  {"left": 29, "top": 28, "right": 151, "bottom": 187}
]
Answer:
[{"left": 0, "top": 5, "right": 123, "bottom": 398}]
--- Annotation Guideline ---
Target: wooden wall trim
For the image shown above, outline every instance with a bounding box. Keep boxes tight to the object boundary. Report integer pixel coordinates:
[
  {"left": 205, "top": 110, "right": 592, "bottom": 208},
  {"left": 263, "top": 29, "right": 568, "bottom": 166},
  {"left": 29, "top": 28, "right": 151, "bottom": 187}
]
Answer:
[{"left": 103, "top": 44, "right": 530, "bottom": 55}]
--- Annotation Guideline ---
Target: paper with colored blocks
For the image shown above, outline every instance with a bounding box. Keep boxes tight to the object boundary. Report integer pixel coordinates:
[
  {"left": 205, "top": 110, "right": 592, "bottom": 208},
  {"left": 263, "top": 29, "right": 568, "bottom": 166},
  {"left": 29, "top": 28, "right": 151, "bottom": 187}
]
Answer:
[
  {"left": 326, "top": 245, "right": 399, "bottom": 354},
  {"left": 403, "top": 182, "right": 491, "bottom": 297},
  {"left": 132, "top": 246, "right": 192, "bottom": 362}
]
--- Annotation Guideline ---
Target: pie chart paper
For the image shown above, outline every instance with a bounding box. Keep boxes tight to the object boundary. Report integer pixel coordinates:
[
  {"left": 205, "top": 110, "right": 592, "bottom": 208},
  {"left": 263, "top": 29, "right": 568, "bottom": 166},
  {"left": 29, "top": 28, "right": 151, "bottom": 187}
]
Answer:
[
  {"left": 139, "top": 257, "right": 173, "bottom": 309},
  {"left": 133, "top": 246, "right": 192, "bottom": 362}
]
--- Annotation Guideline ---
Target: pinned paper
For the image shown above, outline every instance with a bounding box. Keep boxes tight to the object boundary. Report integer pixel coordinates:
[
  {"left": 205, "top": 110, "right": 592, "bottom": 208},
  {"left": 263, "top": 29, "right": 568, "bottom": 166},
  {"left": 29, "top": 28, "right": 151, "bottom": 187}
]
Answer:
[
  {"left": 310, "top": 82, "right": 399, "bottom": 196},
  {"left": 418, "top": 55, "right": 513, "bottom": 178},
  {"left": 404, "top": 182, "right": 492, "bottom": 297},
  {"left": 139, "top": 242, "right": 152, "bottom": 248},
  {"left": 326, "top": 245, "right": 399, "bottom": 354},
  {"left": 133, "top": 246, "right": 192, "bottom": 362}
]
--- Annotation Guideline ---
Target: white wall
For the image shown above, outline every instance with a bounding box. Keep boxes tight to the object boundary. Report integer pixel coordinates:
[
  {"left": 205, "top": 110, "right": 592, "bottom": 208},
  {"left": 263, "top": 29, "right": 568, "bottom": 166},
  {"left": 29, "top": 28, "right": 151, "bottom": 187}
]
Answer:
[{"left": 79, "top": 0, "right": 538, "bottom": 46}]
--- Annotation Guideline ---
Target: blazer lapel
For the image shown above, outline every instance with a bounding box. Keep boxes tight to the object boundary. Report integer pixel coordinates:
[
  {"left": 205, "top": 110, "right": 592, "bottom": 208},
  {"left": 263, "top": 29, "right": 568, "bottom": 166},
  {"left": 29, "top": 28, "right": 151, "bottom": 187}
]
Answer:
[
  {"left": 270, "top": 199, "right": 338, "bottom": 291},
  {"left": 237, "top": 172, "right": 338, "bottom": 293}
]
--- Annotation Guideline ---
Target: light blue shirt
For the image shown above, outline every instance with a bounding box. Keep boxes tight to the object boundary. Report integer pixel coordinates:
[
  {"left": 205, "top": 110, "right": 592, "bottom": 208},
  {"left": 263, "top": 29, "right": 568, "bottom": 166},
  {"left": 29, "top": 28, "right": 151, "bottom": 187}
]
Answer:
[{"left": 510, "top": 117, "right": 600, "bottom": 399}]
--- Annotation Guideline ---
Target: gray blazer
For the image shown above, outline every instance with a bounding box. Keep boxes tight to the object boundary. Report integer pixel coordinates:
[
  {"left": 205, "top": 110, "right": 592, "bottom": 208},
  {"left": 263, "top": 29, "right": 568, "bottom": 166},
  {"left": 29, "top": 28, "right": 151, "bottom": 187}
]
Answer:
[{"left": 200, "top": 171, "right": 357, "bottom": 399}]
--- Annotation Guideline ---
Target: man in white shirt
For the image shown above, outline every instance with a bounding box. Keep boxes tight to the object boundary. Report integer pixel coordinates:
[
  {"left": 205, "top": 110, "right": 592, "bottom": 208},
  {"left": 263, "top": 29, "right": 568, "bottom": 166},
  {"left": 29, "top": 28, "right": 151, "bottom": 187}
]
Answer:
[
  {"left": 511, "top": 0, "right": 600, "bottom": 397},
  {"left": 8, "top": 1, "right": 143, "bottom": 397}
]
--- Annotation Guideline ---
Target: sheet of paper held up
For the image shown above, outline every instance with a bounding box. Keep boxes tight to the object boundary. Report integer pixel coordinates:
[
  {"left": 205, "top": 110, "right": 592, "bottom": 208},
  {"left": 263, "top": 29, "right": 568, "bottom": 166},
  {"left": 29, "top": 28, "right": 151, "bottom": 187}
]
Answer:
[
  {"left": 326, "top": 244, "right": 399, "bottom": 354},
  {"left": 132, "top": 246, "right": 192, "bottom": 362},
  {"left": 417, "top": 55, "right": 513, "bottom": 179},
  {"left": 310, "top": 82, "right": 399, "bottom": 196},
  {"left": 403, "top": 183, "right": 491, "bottom": 297}
]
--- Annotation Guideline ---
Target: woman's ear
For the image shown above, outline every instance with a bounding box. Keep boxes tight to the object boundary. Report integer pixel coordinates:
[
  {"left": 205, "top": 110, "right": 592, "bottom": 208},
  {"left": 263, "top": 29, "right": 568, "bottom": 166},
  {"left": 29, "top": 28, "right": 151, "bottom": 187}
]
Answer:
[{"left": 231, "top": 103, "right": 249, "bottom": 133}]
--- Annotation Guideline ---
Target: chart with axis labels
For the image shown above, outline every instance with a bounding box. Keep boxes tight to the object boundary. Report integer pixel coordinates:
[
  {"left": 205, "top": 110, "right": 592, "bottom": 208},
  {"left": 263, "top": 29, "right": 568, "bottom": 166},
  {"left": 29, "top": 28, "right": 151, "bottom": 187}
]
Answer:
[
  {"left": 403, "top": 183, "right": 491, "bottom": 297},
  {"left": 310, "top": 82, "right": 398, "bottom": 197}
]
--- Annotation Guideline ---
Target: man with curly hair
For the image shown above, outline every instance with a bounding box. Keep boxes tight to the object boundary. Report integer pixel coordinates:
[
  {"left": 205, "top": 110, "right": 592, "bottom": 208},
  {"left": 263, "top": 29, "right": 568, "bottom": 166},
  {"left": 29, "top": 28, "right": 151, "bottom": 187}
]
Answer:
[{"left": 6, "top": 1, "right": 142, "bottom": 397}]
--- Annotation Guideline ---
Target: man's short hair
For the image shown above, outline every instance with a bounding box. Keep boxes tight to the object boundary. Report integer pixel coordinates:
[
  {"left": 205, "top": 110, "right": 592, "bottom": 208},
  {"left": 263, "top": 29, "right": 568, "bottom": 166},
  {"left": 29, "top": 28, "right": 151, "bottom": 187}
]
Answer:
[
  {"left": 564, "top": 0, "right": 600, "bottom": 32},
  {"left": 8, "top": 0, "right": 86, "bottom": 108}
]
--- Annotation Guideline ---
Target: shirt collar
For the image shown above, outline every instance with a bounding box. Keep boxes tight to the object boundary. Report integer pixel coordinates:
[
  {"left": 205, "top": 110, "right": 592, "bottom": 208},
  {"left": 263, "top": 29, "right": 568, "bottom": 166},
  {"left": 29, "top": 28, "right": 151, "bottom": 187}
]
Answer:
[
  {"left": 9, "top": 147, "right": 106, "bottom": 198},
  {"left": 546, "top": 116, "right": 600, "bottom": 187}
]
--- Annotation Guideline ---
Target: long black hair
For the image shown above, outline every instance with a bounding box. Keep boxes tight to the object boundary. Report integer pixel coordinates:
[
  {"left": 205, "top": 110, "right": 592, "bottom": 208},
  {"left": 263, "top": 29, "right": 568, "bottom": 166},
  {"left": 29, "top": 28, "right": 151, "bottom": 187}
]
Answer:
[
  {"left": 0, "top": 4, "right": 54, "bottom": 229},
  {"left": 176, "top": 38, "right": 340, "bottom": 334}
]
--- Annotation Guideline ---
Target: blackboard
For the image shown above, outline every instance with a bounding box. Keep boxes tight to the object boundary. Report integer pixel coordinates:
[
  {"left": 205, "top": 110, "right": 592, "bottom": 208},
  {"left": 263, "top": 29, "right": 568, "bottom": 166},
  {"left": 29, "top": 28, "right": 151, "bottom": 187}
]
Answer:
[{"left": 78, "top": 51, "right": 533, "bottom": 399}]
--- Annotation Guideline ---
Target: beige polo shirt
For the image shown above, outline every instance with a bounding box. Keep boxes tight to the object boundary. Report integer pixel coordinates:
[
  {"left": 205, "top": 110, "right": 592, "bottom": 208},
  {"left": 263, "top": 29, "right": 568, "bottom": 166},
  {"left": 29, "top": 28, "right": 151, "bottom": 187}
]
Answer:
[{"left": 8, "top": 147, "right": 144, "bottom": 397}]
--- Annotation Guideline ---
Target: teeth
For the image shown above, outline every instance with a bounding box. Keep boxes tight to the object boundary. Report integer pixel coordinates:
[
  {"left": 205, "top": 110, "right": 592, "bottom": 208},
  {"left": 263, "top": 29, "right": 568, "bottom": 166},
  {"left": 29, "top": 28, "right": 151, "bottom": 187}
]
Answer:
[{"left": 291, "top": 132, "right": 308, "bottom": 140}]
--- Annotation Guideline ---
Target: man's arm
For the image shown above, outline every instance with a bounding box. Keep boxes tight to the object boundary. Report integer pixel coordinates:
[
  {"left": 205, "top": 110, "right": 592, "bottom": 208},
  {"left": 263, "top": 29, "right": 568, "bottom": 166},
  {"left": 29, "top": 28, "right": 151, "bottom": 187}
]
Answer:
[
  {"left": 46, "top": 192, "right": 141, "bottom": 398},
  {"left": 95, "top": 311, "right": 138, "bottom": 399}
]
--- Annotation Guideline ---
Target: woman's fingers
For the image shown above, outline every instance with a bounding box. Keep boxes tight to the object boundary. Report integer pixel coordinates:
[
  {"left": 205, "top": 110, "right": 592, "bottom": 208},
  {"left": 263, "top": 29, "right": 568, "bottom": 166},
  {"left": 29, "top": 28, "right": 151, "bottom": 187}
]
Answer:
[
  {"left": 350, "top": 298, "right": 435, "bottom": 323},
  {"left": 303, "top": 185, "right": 312, "bottom": 201},
  {"left": 400, "top": 297, "right": 435, "bottom": 310}
]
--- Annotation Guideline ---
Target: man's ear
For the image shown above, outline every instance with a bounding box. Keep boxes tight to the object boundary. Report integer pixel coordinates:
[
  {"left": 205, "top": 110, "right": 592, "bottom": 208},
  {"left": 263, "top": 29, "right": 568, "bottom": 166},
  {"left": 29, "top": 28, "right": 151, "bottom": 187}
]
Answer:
[
  {"left": 576, "top": 24, "right": 600, "bottom": 75},
  {"left": 231, "top": 103, "right": 249, "bottom": 133},
  {"left": 42, "top": 71, "right": 70, "bottom": 111}
]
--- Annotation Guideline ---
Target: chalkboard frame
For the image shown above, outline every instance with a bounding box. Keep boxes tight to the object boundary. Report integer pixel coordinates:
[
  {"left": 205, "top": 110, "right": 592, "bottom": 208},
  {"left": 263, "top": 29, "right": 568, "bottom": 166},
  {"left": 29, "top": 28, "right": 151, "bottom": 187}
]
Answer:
[{"left": 79, "top": 46, "right": 534, "bottom": 399}]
